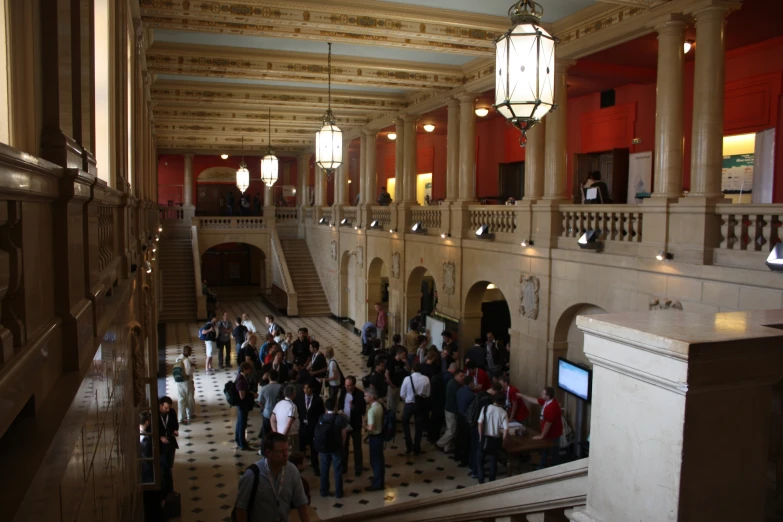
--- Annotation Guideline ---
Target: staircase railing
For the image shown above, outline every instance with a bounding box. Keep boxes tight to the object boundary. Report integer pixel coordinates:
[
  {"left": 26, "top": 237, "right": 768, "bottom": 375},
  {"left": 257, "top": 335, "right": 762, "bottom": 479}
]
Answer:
[
  {"left": 334, "top": 459, "right": 587, "bottom": 522},
  {"left": 190, "top": 224, "right": 207, "bottom": 320},
  {"left": 270, "top": 227, "right": 298, "bottom": 316}
]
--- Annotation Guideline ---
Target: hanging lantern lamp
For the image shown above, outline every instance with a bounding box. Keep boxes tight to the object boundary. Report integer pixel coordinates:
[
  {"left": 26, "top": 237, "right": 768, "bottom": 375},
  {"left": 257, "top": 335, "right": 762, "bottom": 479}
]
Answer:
[
  {"left": 315, "top": 42, "right": 342, "bottom": 180},
  {"left": 236, "top": 135, "right": 249, "bottom": 193},
  {"left": 260, "top": 108, "right": 279, "bottom": 187}
]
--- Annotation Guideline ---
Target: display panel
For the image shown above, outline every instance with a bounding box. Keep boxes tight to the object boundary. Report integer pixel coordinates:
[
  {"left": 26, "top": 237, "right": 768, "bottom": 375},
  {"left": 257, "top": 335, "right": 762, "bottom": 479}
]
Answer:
[{"left": 557, "top": 357, "right": 592, "bottom": 402}]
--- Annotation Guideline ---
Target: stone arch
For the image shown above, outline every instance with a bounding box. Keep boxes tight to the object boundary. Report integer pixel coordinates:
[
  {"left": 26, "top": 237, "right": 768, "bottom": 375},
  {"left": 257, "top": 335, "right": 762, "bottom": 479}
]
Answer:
[
  {"left": 198, "top": 233, "right": 270, "bottom": 261},
  {"left": 339, "top": 249, "right": 352, "bottom": 320},
  {"left": 200, "top": 242, "right": 268, "bottom": 291},
  {"left": 367, "top": 257, "right": 388, "bottom": 324},
  {"left": 405, "top": 265, "right": 439, "bottom": 328},
  {"left": 462, "top": 279, "right": 511, "bottom": 362}
]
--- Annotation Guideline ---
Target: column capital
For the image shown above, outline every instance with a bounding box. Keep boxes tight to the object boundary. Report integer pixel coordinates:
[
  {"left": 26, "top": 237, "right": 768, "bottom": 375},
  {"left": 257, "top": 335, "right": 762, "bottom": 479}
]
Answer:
[
  {"left": 458, "top": 93, "right": 477, "bottom": 104},
  {"left": 650, "top": 12, "right": 689, "bottom": 32},
  {"left": 447, "top": 96, "right": 461, "bottom": 108},
  {"left": 686, "top": 0, "right": 741, "bottom": 16},
  {"left": 362, "top": 129, "right": 377, "bottom": 138},
  {"left": 402, "top": 114, "right": 418, "bottom": 124},
  {"left": 183, "top": 153, "right": 194, "bottom": 159}
]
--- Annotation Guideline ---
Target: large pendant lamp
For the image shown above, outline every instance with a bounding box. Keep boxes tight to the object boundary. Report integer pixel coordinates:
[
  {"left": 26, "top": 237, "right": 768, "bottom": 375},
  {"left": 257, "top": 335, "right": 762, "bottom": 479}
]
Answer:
[
  {"left": 494, "top": 0, "right": 556, "bottom": 146},
  {"left": 260, "top": 108, "right": 279, "bottom": 187},
  {"left": 236, "top": 135, "right": 249, "bottom": 193},
  {"left": 315, "top": 42, "right": 342, "bottom": 180}
]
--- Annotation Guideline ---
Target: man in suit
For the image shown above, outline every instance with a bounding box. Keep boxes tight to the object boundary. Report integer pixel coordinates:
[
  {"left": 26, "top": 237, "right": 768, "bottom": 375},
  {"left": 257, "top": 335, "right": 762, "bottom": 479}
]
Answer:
[
  {"left": 158, "top": 396, "right": 179, "bottom": 497},
  {"left": 296, "top": 381, "right": 325, "bottom": 474},
  {"left": 339, "top": 375, "right": 367, "bottom": 476}
]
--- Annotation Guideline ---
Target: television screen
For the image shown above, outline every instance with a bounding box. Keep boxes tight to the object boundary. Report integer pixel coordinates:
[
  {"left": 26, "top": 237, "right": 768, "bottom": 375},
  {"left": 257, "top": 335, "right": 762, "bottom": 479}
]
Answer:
[{"left": 557, "top": 358, "right": 592, "bottom": 402}]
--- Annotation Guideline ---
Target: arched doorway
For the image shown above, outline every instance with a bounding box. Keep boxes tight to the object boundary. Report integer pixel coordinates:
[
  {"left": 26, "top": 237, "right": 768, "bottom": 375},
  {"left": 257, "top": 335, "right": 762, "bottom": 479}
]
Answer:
[
  {"left": 366, "top": 257, "right": 389, "bottom": 323},
  {"left": 201, "top": 243, "right": 266, "bottom": 293},
  {"left": 405, "top": 266, "right": 437, "bottom": 329},
  {"left": 463, "top": 280, "right": 511, "bottom": 361}
]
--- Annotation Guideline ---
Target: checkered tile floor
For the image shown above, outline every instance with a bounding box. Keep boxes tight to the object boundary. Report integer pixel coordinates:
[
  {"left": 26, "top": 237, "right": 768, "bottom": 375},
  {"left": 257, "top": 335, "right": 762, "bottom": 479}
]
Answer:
[{"left": 164, "top": 296, "right": 484, "bottom": 521}]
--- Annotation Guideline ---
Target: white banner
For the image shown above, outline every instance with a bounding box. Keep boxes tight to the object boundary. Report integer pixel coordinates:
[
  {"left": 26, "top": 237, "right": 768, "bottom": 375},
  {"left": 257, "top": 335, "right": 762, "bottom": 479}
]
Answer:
[{"left": 628, "top": 151, "right": 653, "bottom": 203}]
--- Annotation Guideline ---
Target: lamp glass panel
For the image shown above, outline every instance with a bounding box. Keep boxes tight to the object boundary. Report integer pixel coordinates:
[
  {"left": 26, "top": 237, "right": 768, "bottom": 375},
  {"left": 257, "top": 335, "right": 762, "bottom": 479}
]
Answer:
[
  {"left": 316, "top": 123, "right": 343, "bottom": 170},
  {"left": 236, "top": 166, "right": 250, "bottom": 193},
  {"left": 261, "top": 154, "right": 279, "bottom": 186}
]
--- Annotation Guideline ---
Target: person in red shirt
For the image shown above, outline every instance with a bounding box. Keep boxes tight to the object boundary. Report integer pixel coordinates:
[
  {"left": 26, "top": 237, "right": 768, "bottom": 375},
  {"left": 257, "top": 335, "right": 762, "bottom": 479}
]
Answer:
[
  {"left": 498, "top": 374, "right": 528, "bottom": 422},
  {"left": 521, "top": 386, "right": 562, "bottom": 469},
  {"left": 374, "top": 303, "right": 387, "bottom": 350},
  {"left": 464, "top": 360, "right": 491, "bottom": 391}
]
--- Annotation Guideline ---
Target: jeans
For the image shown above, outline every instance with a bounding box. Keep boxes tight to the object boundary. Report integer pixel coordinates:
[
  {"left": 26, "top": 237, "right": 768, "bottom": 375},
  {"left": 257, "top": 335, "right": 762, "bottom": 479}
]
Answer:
[
  {"left": 259, "top": 415, "right": 272, "bottom": 441},
  {"left": 319, "top": 452, "right": 344, "bottom": 497},
  {"left": 477, "top": 436, "right": 502, "bottom": 483},
  {"left": 342, "top": 423, "right": 364, "bottom": 474},
  {"left": 368, "top": 434, "right": 385, "bottom": 488},
  {"left": 176, "top": 381, "right": 196, "bottom": 421},
  {"left": 402, "top": 403, "right": 426, "bottom": 453},
  {"left": 437, "top": 411, "right": 457, "bottom": 451},
  {"left": 235, "top": 407, "right": 249, "bottom": 449},
  {"left": 217, "top": 340, "right": 231, "bottom": 366},
  {"left": 328, "top": 385, "right": 340, "bottom": 403},
  {"left": 539, "top": 441, "right": 560, "bottom": 469},
  {"left": 469, "top": 427, "right": 480, "bottom": 474},
  {"left": 455, "top": 416, "right": 470, "bottom": 464}
]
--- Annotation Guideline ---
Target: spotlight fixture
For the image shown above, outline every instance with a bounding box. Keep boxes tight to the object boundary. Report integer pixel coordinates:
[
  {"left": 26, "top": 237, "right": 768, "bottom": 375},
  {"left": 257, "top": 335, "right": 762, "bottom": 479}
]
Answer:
[
  {"left": 354, "top": 225, "right": 359, "bottom": 230},
  {"left": 318, "top": 217, "right": 329, "bottom": 225},
  {"left": 577, "top": 230, "right": 601, "bottom": 250},
  {"left": 475, "top": 224, "right": 494, "bottom": 240},
  {"left": 155, "top": 234, "right": 160, "bottom": 242},
  {"left": 389, "top": 228, "right": 394, "bottom": 234},
  {"left": 411, "top": 221, "right": 427, "bottom": 234},
  {"left": 144, "top": 261, "right": 152, "bottom": 274},
  {"left": 487, "top": 283, "right": 497, "bottom": 289},
  {"left": 475, "top": 107, "right": 489, "bottom": 117},
  {"left": 340, "top": 218, "right": 352, "bottom": 227},
  {"left": 369, "top": 220, "right": 382, "bottom": 230},
  {"left": 152, "top": 246, "right": 157, "bottom": 253},
  {"left": 520, "top": 238, "right": 534, "bottom": 247},
  {"left": 423, "top": 124, "right": 435, "bottom": 133},
  {"left": 441, "top": 232, "right": 451, "bottom": 239},
  {"left": 765, "top": 243, "right": 783, "bottom": 272},
  {"left": 656, "top": 250, "right": 673, "bottom": 261},
  {"left": 684, "top": 40, "right": 694, "bottom": 54},
  {"left": 158, "top": 225, "right": 163, "bottom": 232},
  {"left": 388, "top": 133, "right": 397, "bottom": 140},
  {"left": 221, "top": 153, "right": 229, "bottom": 160}
]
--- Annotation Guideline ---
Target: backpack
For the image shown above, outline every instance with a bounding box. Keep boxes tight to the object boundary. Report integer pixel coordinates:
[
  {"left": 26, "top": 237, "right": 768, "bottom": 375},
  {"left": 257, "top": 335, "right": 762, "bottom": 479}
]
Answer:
[
  {"left": 224, "top": 380, "right": 239, "bottom": 407},
  {"left": 199, "top": 323, "right": 215, "bottom": 341},
  {"left": 313, "top": 414, "right": 339, "bottom": 453},
  {"left": 466, "top": 394, "right": 487, "bottom": 427},
  {"left": 172, "top": 358, "right": 186, "bottom": 383},
  {"left": 230, "top": 464, "right": 260, "bottom": 521},
  {"left": 382, "top": 406, "right": 396, "bottom": 442}
]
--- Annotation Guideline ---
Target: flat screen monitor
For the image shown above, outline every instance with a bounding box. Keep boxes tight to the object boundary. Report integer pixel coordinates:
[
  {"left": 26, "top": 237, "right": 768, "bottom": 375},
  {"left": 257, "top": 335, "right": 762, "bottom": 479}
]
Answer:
[{"left": 557, "top": 357, "right": 592, "bottom": 402}]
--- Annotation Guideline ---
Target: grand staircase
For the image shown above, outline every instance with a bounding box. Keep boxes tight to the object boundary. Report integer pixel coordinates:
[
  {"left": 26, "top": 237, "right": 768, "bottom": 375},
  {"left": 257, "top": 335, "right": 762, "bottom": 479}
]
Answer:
[
  {"left": 159, "top": 226, "right": 197, "bottom": 322},
  {"left": 280, "top": 238, "right": 330, "bottom": 317}
]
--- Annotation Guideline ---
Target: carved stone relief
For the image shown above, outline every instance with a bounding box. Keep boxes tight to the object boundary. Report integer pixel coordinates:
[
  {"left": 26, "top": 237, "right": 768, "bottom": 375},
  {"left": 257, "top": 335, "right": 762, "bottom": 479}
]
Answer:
[
  {"left": 356, "top": 246, "right": 363, "bottom": 268},
  {"left": 391, "top": 251, "right": 400, "bottom": 279},
  {"left": 442, "top": 261, "right": 456, "bottom": 296},
  {"left": 330, "top": 240, "right": 337, "bottom": 261},
  {"left": 649, "top": 296, "right": 683, "bottom": 311},
  {"left": 519, "top": 274, "right": 540, "bottom": 320}
]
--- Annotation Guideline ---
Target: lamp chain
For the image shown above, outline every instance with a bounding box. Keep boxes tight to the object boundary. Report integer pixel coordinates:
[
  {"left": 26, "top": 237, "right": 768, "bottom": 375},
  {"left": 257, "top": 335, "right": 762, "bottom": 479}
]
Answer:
[{"left": 327, "top": 42, "right": 332, "bottom": 112}]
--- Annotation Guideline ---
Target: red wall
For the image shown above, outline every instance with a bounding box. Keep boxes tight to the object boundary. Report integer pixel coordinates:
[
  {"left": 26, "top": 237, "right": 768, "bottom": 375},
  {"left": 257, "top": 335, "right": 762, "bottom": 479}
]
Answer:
[{"left": 476, "top": 115, "right": 526, "bottom": 198}]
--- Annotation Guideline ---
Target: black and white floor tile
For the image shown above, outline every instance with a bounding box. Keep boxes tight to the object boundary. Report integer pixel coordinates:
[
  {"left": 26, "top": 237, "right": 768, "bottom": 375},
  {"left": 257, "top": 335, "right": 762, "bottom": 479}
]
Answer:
[{"left": 164, "top": 296, "right": 482, "bottom": 521}]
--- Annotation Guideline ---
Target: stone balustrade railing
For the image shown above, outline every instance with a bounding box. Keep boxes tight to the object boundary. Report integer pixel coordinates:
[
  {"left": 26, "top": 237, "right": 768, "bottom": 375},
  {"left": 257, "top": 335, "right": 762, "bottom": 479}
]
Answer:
[
  {"left": 194, "top": 217, "right": 265, "bottom": 230},
  {"left": 320, "top": 206, "right": 333, "bottom": 223},
  {"left": 370, "top": 206, "right": 392, "bottom": 227},
  {"left": 716, "top": 204, "right": 782, "bottom": 252},
  {"left": 342, "top": 206, "right": 358, "bottom": 225},
  {"left": 468, "top": 205, "right": 517, "bottom": 235},
  {"left": 411, "top": 207, "right": 443, "bottom": 231},
  {"left": 560, "top": 205, "right": 643, "bottom": 243},
  {"left": 274, "top": 207, "right": 298, "bottom": 221},
  {"left": 304, "top": 207, "right": 314, "bottom": 223},
  {"left": 159, "top": 205, "right": 183, "bottom": 221}
]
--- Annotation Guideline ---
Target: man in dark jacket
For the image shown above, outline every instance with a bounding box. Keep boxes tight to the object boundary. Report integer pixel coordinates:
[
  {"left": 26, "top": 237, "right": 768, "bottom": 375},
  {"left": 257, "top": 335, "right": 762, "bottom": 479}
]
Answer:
[
  {"left": 339, "top": 376, "right": 366, "bottom": 475},
  {"left": 292, "top": 327, "right": 311, "bottom": 364},
  {"left": 158, "top": 396, "right": 179, "bottom": 497},
  {"left": 296, "top": 381, "right": 325, "bottom": 474}
]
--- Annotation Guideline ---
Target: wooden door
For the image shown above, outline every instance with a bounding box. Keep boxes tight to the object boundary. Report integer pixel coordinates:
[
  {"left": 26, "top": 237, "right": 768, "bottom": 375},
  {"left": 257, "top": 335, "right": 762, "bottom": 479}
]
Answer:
[
  {"left": 498, "top": 161, "right": 525, "bottom": 201},
  {"left": 572, "top": 154, "right": 600, "bottom": 203},
  {"left": 611, "top": 148, "right": 630, "bottom": 204}
]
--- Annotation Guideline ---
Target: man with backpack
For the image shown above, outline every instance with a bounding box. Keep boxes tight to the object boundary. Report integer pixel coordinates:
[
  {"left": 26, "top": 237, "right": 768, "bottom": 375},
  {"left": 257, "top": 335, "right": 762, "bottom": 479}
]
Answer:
[
  {"left": 234, "top": 362, "right": 257, "bottom": 452},
  {"left": 399, "top": 362, "right": 431, "bottom": 456},
  {"left": 466, "top": 383, "right": 501, "bottom": 479},
  {"left": 314, "top": 398, "right": 350, "bottom": 498},
  {"left": 199, "top": 317, "right": 218, "bottom": 375},
  {"left": 173, "top": 345, "right": 196, "bottom": 425},
  {"left": 233, "top": 433, "right": 310, "bottom": 522},
  {"left": 363, "top": 386, "right": 385, "bottom": 492},
  {"left": 339, "top": 376, "right": 366, "bottom": 476},
  {"left": 476, "top": 393, "right": 509, "bottom": 483}
]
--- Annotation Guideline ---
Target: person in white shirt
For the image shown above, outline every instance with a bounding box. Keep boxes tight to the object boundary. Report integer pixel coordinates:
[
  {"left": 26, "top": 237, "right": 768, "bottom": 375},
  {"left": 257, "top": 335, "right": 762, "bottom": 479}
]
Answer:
[
  {"left": 399, "top": 362, "right": 431, "bottom": 455},
  {"left": 265, "top": 314, "right": 280, "bottom": 335},
  {"left": 476, "top": 394, "right": 509, "bottom": 483},
  {"left": 271, "top": 384, "right": 300, "bottom": 451},
  {"left": 175, "top": 345, "right": 196, "bottom": 424},
  {"left": 324, "top": 346, "right": 343, "bottom": 403},
  {"left": 242, "top": 313, "right": 257, "bottom": 334}
]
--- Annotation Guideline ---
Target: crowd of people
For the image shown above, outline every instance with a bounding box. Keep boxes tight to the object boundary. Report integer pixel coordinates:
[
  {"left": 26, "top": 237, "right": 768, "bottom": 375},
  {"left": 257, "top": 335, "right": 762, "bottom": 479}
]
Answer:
[{"left": 146, "top": 309, "right": 565, "bottom": 522}]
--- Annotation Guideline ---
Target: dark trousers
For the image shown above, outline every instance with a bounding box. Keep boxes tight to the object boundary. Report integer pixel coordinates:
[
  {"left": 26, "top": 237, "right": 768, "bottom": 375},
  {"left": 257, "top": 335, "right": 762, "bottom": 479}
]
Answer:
[
  {"left": 300, "top": 423, "right": 319, "bottom": 471},
  {"left": 477, "top": 435, "right": 502, "bottom": 483},
  {"left": 160, "top": 446, "right": 175, "bottom": 496},
  {"left": 342, "top": 423, "right": 364, "bottom": 474},
  {"left": 259, "top": 415, "right": 272, "bottom": 441},
  {"left": 328, "top": 385, "right": 341, "bottom": 404},
  {"left": 217, "top": 340, "right": 231, "bottom": 366},
  {"left": 428, "top": 410, "right": 444, "bottom": 443},
  {"left": 319, "top": 452, "right": 344, "bottom": 497},
  {"left": 539, "top": 442, "right": 560, "bottom": 469},
  {"left": 402, "top": 403, "right": 427, "bottom": 453},
  {"left": 469, "top": 427, "right": 480, "bottom": 474},
  {"left": 368, "top": 434, "right": 385, "bottom": 488},
  {"left": 455, "top": 416, "right": 470, "bottom": 464},
  {"left": 235, "top": 407, "right": 249, "bottom": 449}
]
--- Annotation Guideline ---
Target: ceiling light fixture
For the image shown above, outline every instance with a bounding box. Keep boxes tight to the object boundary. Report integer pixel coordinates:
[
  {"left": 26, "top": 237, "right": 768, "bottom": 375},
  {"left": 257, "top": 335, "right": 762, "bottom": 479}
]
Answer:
[
  {"left": 388, "top": 133, "right": 397, "bottom": 140},
  {"left": 475, "top": 107, "right": 490, "bottom": 117},
  {"left": 260, "top": 108, "right": 279, "bottom": 187},
  {"left": 315, "top": 42, "right": 342, "bottom": 181},
  {"left": 236, "top": 136, "right": 249, "bottom": 193},
  {"left": 221, "top": 153, "right": 229, "bottom": 160},
  {"left": 495, "top": 0, "right": 556, "bottom": 146},
  {"left": 423, "top": 124, "right": 435, "bottom": 133},
  {"left": 684, "top": 40, "right": 694, "bottom": 54}
]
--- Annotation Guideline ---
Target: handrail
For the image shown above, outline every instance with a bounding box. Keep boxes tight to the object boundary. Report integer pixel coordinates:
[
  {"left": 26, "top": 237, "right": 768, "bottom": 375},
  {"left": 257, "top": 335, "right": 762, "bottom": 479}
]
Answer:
[
  {"left": 269, "top": 227, "right": 298, "bottom": 316},
  {"left": 334, "top": 459, "right": 588, "bottom": 522},
  {"left": 714, "top": 203, "right": 783, "bottom": 253},
  {"left": 559, "top": 204, "right": 643, "bottom": 243},
  {"left": 190, "top": 225, "right": 207, "bottom": 320}
]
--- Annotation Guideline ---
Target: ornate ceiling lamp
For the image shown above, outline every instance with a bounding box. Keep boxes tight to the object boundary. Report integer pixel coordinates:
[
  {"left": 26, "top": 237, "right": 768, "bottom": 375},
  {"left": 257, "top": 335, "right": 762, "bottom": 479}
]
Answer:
[
  {"left": 494, "top": 0, "right": 556, "bottom": 146},
  {"left": 315, "top": 42, "right": 342, "bottom": 180},
  {"left": 260, "top": 108, "right": 279, "bottom": 187},
  {"left": 236, "top": 135, "right": 249, "bottom": 193}
]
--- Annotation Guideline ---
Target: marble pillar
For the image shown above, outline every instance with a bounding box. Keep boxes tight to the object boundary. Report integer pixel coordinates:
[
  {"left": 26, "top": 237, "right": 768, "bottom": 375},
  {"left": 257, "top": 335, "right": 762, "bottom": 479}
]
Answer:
[
  {"left": 458, "top": 94, "right": 477, "bottom": 202},
  {"left": 298, "top": 151, "right": 309, "bottom": 207},
  {"left": 264, "top": 181, "right": 273, "bottom": 207},
  {"left": 316, "top": 166, "right": 327, "bottom": 207},
  {"left": 403, "top": 115, "right": 417, "bottom": 204},
  {"left": 688, "top": 4, "right": 729, "bottom": 198},
  {"left": 359, "top": 132, "right": 367, "bottom": 205},
  {"left": 364, "top": 130, "right": 377, "bottom": 206},
  {"left": 183, "top": 153, "right": 194, "bottom": 207},
  {"left": 394, "top": 118, "right": 405, "bottom": 204},
  {"left": 338, "top": 139, "right": 351, "bottom": 205},
  {"left": 543, "top": 60, "right": 570, "bottom": 200},
  {"left": 652, "top": 16, "right": 687, "bottom": 199},
  {"left": 446, "top": 98, "right": 460, "bottom": 202},
  {"left": 523, "top": 119, "right": 545, "bottom": 201}
]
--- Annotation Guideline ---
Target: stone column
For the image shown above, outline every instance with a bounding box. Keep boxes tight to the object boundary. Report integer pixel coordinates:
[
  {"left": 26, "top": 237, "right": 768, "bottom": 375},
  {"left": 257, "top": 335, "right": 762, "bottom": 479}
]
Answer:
[
  {"left": 652, "top": 16, "right": 687, "bottom": 198},
  {"left": 264, "top": 181, "right": 273, "bottom": 207},
  {"left": 316, "top": 166, "right": 327, "bottom": 207},
  {"left": 359, "top": 132, "right": 368, "bottom": 205},
  {"left": 446, "top": 98, "right": 460, "bottom": 202},
  {"left": 688, "top": 4, "right": 730, "bottom": 198},
  {"left": 338, "top": 139, "right": 351, "bottom": 205},
  {"left": 364, "top": 130, "right": 377, "bottom": 206},
  {"left": 297, "top": 151, "right": 309, "bottom": 207},
  {"left": 183, "top": 153, "right": 194, "bottom": 206},
  {"left": 543, "top": 60, "right": 571, "bottom": 200},
  {"left": 458, "top": 94, "right": 477, "bottom": 202},
  {"left": 394, "top": 117, "right": 405, "bottom": 204},
  {"left": 403, "top": 115, "right": 417, "bottom": 204},
  {"left": 523, "top": 119, "right": 545, "bottom": 201},
  {"left": 570, "top": 309, "right": 783, "bottom": 522}
]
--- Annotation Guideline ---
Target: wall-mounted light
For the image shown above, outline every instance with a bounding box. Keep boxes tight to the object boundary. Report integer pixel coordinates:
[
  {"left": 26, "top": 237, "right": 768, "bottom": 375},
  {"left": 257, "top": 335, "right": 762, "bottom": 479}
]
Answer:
[
  {"left": 152, "top": 246, "right": 157, "bottom": 253},
  {"left": 370, "top": 220, "right": 382, "bottom": 230},
  {"left": 765, "top": 243, "right": 783, "bottom": 272},
  {"left": 577, "top": 230, "right": 601, "bottom": 251},
  {"left": 221, "top": 153, "right": 229, "bottom": 160},
  {"left": 475, "top": 224, "right": 494, "bottom": 240},
  {"left": 520, "top": 238, "right": 534, "bottom": 247},
  {"left": 441, "top": 232, "right": 451, "bottom": 239},
  {"left": 388, "top": 133, "right": 397, "bottom": 141},
  {"left": 340, "top": 218, "right": 352, "bottom": 227},
  {"left": 389, "top": 228, "right": 397, "bottom": 234},
  {"left": 486, "top": 283, "right": 497, "bottom": 289},
  {"left": 422, "top": 124, "right": 436, "bottom": 133},
  {"left": 656, "top": 250, "right": 673, "bottom": 262},
  {"left": 348, "top": 179, "right": 352, "bottom": 184},
  {"left": 353, "top": 225, "right": 359, "bottom": 230},
  {"left": 411, "top": 221, "right": 427, "bottom": 234},
  {"left": 684, "top": 40, "right": 694, "bottom": 54},
  {"left": 319, "top": 217, "right": 329, "bottom": 226},
  {"left": 145, "top": 261, "right": 152, "bottom": 274},
  {"left": 475, "top": 107, "right": 489, "bottom": 117},
  {"left": 158, "top": 225, "right": 163, "bottom": 232},
  {"left": 155, "top": 234, "right": 160, "bottom": 242}
]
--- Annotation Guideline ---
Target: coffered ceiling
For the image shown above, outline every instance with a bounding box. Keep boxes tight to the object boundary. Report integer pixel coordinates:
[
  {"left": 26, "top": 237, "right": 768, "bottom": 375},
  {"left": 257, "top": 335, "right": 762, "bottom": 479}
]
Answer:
[{"left": 141, "top": 0, "right": 623, "bottom": 155}]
